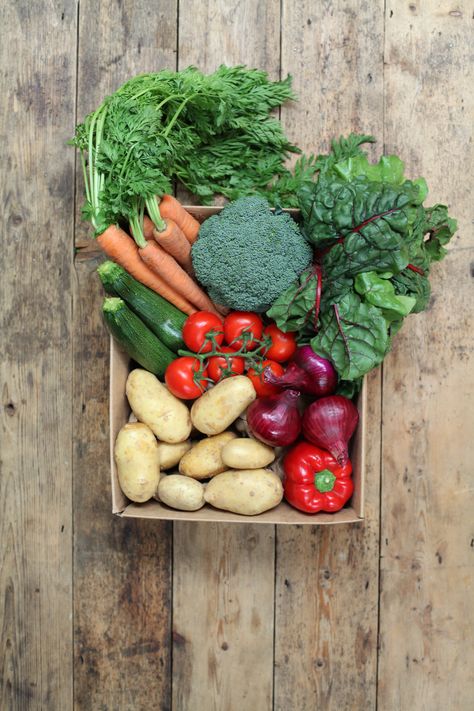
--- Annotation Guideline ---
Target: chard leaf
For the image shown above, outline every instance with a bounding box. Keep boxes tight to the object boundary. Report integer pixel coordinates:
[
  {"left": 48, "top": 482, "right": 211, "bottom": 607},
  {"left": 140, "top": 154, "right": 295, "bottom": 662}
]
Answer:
[
  {"left": 354, "top": 272, "right": 416, "bottom": 321},
  {"left": 299, "top": 174, "right": 425, "bottom": 252},
  {"left": 267, "top": 268, "right": 317, "bottom": 331},
  {"left": 294, "top": 134, "right": 457, "bottom": 384},
  {"left": 420, "top": 204, "right": 458, "bottom": 263},
  {"left": 315, "top": 134, "right": 375, "bottom": 178},
  {"left": 388, "top": 319, "right": 404, "bottom": 337},
  {"left": 391, "top": 268, "right": 431, "bottom": 313},
  {"left": 311, "top": 293, "right": 390, "bottom": 380},
  {"left": 336, "top": 377, "right": 363, "bottom": 398},
  {"left": 400, "top": 203, "right": 457, "bottom": 272},
  {"left": 335, "top": 154, "right": 406, "bottom": 185}
]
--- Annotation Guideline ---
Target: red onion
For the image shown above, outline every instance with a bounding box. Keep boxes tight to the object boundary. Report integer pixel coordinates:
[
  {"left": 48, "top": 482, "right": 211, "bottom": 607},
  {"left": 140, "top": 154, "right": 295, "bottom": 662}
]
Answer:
[
  {"left": 264, "top": 345, "right": 337, "bottom": 397},
  {"left": 247, "top": 390, "right": 302, "bottom": 447},
  {"left": 302, "top": 395, "right": 359, "bottom": 465}
]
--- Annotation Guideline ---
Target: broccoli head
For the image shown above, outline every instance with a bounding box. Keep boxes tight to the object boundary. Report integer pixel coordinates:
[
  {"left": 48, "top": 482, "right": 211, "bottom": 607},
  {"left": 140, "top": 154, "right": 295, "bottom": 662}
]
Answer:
[{"left": 191, "top": 196, "right": 313, "bottom": 312}]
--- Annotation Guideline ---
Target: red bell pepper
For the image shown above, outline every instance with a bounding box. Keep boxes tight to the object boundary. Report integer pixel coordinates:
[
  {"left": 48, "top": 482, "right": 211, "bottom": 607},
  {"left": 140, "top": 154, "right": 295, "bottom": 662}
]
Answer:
[{"left": 283, "top": 441, "right": 353, "bottom": 513}]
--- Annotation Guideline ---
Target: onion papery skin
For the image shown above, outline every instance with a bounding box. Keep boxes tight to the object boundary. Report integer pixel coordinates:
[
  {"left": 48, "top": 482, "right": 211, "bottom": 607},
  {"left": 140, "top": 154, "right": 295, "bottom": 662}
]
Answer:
[
  {"left": 247, "top": 389, "right": 302, "bottom": 447},
  {"left": 302, "top": 395, "right": 359, "bottom": 465},
  {"left": 264, "top": 346, "right": 337, "bottom": 397}
]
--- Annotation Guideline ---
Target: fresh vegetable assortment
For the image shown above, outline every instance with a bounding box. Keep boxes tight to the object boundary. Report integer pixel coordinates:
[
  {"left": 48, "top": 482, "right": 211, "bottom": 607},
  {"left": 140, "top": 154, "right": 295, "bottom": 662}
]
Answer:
[{"left": 72, "top": 64, "right": 456, "bottom": 518}]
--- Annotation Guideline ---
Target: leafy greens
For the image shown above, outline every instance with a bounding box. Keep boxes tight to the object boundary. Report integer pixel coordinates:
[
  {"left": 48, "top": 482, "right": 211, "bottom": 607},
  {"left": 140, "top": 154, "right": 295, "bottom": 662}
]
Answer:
[
  {"left": 267, "top": 134, "right": 457, "bottom": 384},
  {"left": 71, "top": 66, "right": 318, "bottom": 238}
]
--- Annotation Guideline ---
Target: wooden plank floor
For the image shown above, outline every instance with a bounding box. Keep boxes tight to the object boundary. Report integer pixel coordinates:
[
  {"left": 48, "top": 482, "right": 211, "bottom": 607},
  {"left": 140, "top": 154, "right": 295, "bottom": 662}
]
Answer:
[{"left": 1, "top": 1, "right": 472, "bottom": 709}]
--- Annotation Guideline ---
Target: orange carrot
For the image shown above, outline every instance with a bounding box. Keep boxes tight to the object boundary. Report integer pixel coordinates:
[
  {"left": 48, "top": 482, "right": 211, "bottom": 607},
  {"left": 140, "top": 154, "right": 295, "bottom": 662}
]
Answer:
[
  {"left": 97, "top": 225, "right": 196, "bottom": 316},
  {"left": 142, "top": 215, "right": 155, "bottom": 239},
  {"left": 138, "top": 241, "right": 220, "bottom": 315},
  {"left": 152, "top": 219, "right": 193, "bottom": 274},
  {"left": 158, "top": 195, "right": 201, "bottom": 244},
  {"left": 143, "top": 214, "right": 194, "bottom": 275}
]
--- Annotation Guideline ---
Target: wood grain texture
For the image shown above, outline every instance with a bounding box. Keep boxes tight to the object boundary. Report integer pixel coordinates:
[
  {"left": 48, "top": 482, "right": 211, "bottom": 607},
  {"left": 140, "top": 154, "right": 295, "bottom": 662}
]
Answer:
[
  {"left": 379, "top": 3, "right": 474, "bottom": 709},
  {"left": 173, "top": 524, "right": 275, "bottom": 711},
  {"left": 274, "top": 3, "right": 384, "bottom": 709},
  {"left": 1, "top": 2, "right": 472, "bottom": 709},
  {"left": 274, "top": 370, "right": 382, "bottom": 711},
  {"left": 73, "top": 2, "right": 177, "bottom": 708},
  {"left": 172, "top": 3, "right": 280, "bottom": 709},
  {"left": 0, "top": 1, "right": 76, "bottom": 708},
  {"left": 177, "top": 0, "right": 280, "bottom": 76}
]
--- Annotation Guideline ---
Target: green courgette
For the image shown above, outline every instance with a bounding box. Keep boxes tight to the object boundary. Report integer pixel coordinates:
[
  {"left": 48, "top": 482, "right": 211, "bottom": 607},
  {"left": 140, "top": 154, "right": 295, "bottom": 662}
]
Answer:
[
  {"left": 103, "top": 297, "right": 175, "bottom": 376},
  {"left": 97, "top": 261, "right": 186, "bottom": 352}
]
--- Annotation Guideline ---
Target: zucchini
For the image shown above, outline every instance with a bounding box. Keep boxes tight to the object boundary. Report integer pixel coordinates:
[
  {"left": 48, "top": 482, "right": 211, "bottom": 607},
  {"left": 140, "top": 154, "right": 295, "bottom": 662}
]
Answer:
[
  {"left": 103, "top": 298, "right": 175, "bottom": 376},
  {"left": 97, "top": 261, "right": 186, "bottom": 352}
]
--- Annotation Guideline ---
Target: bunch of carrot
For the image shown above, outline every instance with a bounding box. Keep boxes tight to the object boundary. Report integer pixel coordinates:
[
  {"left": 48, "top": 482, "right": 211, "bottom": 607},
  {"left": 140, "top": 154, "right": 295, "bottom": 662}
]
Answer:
[{"left": 97, "top": 195, "right": 221, "bottom": 317}]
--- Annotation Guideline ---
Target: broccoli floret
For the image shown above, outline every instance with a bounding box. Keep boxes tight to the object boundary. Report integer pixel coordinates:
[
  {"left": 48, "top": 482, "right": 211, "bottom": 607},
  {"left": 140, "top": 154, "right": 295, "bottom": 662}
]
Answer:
[{"left": 191, "top": 197, "right": 312, "bottom": 312}]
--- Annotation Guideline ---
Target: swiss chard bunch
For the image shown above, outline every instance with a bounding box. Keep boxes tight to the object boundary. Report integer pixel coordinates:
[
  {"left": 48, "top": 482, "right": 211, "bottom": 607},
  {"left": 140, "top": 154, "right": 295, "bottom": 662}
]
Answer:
[{"left": 267, "top": 135, "right": 457, "bottom": 385}]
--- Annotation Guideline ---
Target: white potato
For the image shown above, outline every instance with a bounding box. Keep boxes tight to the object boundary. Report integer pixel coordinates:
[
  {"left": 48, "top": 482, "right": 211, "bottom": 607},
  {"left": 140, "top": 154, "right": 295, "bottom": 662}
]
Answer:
[
  {"left": 221, "top": 438, "right": 275, "bottom": 470},
  {"left": 114, "top": 422, "right": 160, "bottom": 503},
  {"left": 157, "top": 474, "right": 205, "bottom": 511},
  {"left": 126, "top": 369, "right": 191, "bottom": 443},
  {"left": 204, "top": 468, "right": 283, "bottom": 515},
  {"left": 157, "top": 440, "right": 192, "bottom": 470},
  {"left": 190, "top": 376, "right": 256, "bottom": 435},
  {"left": 179, "top": 432, "right": 236, "bottom": 480}
]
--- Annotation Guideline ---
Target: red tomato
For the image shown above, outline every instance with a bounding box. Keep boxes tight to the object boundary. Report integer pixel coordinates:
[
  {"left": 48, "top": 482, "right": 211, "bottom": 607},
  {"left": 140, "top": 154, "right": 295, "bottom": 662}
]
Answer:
[
  {"left": 165, "top": 357, "right": 208, "bottom": 399},
  {"left": 246, "top": 360, "right": 285, "bottom": 397},
  {"left": 224, "top": 311, "right": 263, "bottom": 351},
  {"left": 263, "top": 324, "right": 297, "bottom": 362},
  {"left": 182, "top": 311, "right": 224, "bottom": 354},
  {"left": 207, "top": 346, "right": 245, "bottom": 383}
]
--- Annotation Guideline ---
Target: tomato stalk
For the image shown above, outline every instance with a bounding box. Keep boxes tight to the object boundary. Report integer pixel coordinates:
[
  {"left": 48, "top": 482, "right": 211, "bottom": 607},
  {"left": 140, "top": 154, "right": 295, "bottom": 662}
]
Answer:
[{"left": 178, "top": 330, "right": 272, "bottom": 388}]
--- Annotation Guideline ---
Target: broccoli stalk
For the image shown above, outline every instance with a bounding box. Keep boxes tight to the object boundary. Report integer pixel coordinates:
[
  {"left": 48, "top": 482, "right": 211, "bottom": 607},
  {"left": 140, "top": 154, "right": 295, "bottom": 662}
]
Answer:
[{"left": 191, "top": 197, "right": 313, "bottom": 312}]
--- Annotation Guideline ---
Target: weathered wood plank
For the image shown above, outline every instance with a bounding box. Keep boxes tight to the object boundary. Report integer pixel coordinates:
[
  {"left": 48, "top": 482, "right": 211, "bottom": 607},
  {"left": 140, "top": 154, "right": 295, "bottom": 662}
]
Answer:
[
  {"left": 0, "top": 1, "right": 76, "bottom": 708},
  {"left": 173, "top": 524, "right": 275, "bottom": 711},
  {"left": 274, "top": 3, "right": 384, "bottom": 709},
  {"left": 73, "top": 2, "right": 177, "bottom": 708},
  {"left": 379, "top": 3, "right": 474, "bottom": 709},
  {"left": 177, "top": 0, "right": 280, "bottom": 74},
  {"left": 172, "top": 3, "right": 280, "bottom": 709}
]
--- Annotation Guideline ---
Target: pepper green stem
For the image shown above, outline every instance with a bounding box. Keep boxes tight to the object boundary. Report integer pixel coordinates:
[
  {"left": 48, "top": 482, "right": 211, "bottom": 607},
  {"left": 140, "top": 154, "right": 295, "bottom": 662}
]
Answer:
[{"left": 314, "top": 469, "right": 336, "bottom": 493}]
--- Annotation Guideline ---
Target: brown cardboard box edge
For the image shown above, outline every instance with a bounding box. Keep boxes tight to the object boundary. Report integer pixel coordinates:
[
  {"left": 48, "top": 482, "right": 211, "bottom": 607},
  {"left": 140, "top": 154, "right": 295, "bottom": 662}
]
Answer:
[{"left": 109, "top": 206, "right": 367, "bottom": 525}]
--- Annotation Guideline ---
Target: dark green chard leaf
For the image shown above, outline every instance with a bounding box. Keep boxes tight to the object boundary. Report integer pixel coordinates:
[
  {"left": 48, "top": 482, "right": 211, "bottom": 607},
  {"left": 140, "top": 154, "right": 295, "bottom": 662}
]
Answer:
[
  {"left": 422, "top": 205, "right": 457, "bottom": 262},
  {"left": 391, "top": 268, "right": 431, "bottom": 313},
  {"left": 310, "top": 293, "right": 391, "bottom": 380},
  {"left": 405, "top": 203, "right": 458, "bottom": 270},
  {"left": 300, "top": 174, "right": 425, "bottom": 259},
  {"left": 267, "top": 268, "right": 318, "bottom": 332},
  {"left": 336, "top": 377, "right": 363, "bottom": 398}
]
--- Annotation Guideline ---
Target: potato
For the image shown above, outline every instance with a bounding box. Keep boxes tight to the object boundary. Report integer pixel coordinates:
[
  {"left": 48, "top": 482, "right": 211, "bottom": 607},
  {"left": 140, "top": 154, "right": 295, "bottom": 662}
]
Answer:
[
  {"left": 191, "top": 376, "right": 256, "bottom": 435},
  {"left": 126, "top": 369, "right": 191, "bottom": 443},
  {"left": 204, "top": 468, "right": 283, "bottom": 515},
  {"left": 221, "top": 438, "right": 275, "bottom": 470},
  {"left": 114, "top": 423, "right": 160, "bottom": 503},
  {"left": 157, "top": 440, "right": 192, "bottom": 470},
  {"left": 179, "top": 432, "right": 236, "bottom": 480},
  {"left": 157, "top": 474, "right": 205, "bottom": 511}
]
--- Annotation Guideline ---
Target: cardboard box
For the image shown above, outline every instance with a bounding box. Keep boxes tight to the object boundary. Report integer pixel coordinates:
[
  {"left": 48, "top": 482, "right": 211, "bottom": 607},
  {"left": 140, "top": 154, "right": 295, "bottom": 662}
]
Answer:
[{"left": 109, "top": 207, "right": 366, "bottom": 525}]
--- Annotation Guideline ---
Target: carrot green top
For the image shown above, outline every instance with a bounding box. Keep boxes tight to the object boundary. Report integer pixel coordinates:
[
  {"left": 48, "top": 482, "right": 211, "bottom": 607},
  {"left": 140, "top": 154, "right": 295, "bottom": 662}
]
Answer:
[{"left": 70, "top": 66, "right": 319, "bottom": 241}]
